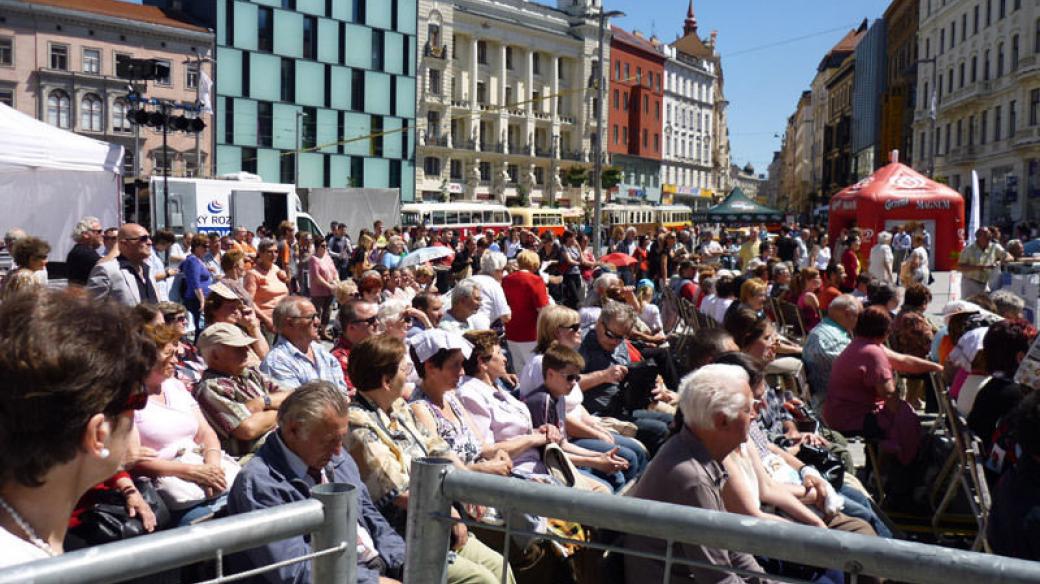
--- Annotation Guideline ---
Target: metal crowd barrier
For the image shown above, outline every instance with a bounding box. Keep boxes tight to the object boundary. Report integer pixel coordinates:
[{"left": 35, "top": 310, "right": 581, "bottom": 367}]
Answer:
[
  {"left": 404, "top": 458, "right": 1040, "bottom": 584},
  {"left": 0, "top": 483, "right": 357, "bottom": 584}
]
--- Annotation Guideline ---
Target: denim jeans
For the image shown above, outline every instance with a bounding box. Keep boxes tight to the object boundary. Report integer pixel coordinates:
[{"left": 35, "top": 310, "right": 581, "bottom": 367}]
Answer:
[
  {"left": 572, "top": 434, "right": 648, "bottom": 484},
  {"left": 175, "top": 493, "right": 228, "bottom": 527},
  {"left": 839, "top": 485, "right": 892, "bottom": 538}
]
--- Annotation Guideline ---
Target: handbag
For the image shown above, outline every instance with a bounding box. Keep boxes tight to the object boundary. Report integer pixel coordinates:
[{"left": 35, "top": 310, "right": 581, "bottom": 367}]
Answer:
[
  {"left": 542, "top": 442, "right": 577, "bottom": 488},
  {"left": 154, "top": 446, "right": 241, "bottom": 510},
  {"left": 72, "top": 478, "right": 170, "bottom": 546},
  {"left": 795, "top": 443, "right": 845, "bottom": 489}
]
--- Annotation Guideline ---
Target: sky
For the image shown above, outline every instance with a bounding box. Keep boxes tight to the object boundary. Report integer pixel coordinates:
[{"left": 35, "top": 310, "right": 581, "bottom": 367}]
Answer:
[{"left": 606, "top": 0, "right": 891, "bottom": 176}]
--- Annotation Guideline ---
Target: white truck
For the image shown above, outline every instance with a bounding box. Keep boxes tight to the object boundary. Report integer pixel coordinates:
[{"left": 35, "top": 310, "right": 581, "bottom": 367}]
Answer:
[{"left": 150, "top": 174, "right": 324, "bottom": 239}]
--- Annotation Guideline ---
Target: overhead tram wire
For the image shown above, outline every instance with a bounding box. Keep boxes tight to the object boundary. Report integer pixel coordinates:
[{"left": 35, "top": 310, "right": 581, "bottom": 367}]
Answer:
[
  {"left": 239, "top": 75, "right": 646, "bottom": 163},
  {"left": 724, "top": 23, "right": 862, "bottom": 59}
]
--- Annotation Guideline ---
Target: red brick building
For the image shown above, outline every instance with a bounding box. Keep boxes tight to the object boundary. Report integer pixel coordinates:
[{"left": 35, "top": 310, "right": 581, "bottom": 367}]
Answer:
[{"left": 608, "top": 26, "right": 664, "bottom": 201}]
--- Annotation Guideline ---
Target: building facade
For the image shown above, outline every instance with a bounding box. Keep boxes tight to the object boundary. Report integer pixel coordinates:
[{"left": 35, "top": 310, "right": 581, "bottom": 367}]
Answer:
[
  {"left": 821, "top": 21, "right": 866, "bottom": 199},
  {"left": 415, "top": 0, "right": 602, "bottom": 206},
  {"left": 608, "top": 25, "right": 664, "bottom": 203},
  {"left": 879, "top": 0, "right": 918, "bottom": 167},
  {"left": 730, "top": 162, "right": 766, "bottom": 201},
  {"left": 913, "top": 0, "right": 1040, "bottom": 224},
  {"left": 154, "top": 0, "right": 418, "bottom": 195},
  {"left": 0, "top": 0, "right": 214, "bottom": 181},
  {"left": 851, "top": 19, "right": 886, "bottom": 179},
  {"left": 660, "top": 1, "right": 723, "bottom": 211}
]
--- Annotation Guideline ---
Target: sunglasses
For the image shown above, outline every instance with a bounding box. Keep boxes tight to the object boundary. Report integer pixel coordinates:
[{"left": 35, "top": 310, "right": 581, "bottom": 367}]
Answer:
[
  {"left": 121, "top": 235, "right": 152, "bottom": 243},
  {"left": 351, "top": 315, "right": 379, "bottom": 327},
  {"left": 560, "top": 323, "right": 581, "bottom": 333},
  {"left": 603, "top": 326, "right": 628, "bottom": 341},
  {"left": 566, "top": 373, "right": 582, "bottom": 384},
  {"left": 292, "top": 313, "right": 320, "bottom": 322}
]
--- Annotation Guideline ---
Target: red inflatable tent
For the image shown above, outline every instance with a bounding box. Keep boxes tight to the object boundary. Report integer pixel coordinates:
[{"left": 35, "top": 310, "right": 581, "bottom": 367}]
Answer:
[{"left": 828, "top": 152, "right": 965, "bottom": 271}]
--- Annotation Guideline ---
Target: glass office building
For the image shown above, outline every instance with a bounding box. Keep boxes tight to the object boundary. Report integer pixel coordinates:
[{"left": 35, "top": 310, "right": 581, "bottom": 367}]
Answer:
[{"left": 149, "top": 0, "right": 417, "bottom": 197}]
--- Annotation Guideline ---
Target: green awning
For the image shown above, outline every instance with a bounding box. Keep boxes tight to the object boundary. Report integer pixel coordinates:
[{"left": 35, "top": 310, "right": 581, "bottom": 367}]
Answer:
[{"left": 692, "top": 187, "right": 785, "bottom": 224}]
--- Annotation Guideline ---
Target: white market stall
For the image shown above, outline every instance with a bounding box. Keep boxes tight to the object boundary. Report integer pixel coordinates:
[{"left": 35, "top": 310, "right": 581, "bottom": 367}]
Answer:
[{"left": 0, "top": 103, "right": 123, "bottom": 261}]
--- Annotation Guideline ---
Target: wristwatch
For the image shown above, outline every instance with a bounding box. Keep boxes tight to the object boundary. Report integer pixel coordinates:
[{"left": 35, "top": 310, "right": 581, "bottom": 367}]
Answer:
[{"left": 263, "top": 394, "right": 272, "bottom": 410}]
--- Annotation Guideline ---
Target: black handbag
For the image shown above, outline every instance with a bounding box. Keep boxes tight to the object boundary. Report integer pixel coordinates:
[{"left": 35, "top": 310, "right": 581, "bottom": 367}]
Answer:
[
  {"left": 73, "top": 477, "right": 171, "bottom": 545},
  {"left": 794, "top": 443, "right": 845, "bottom": 489}
]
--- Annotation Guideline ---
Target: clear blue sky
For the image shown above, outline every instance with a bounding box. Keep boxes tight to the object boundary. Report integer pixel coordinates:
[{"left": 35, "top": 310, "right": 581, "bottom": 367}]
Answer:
[{"left": 606, "top": 0, "right": 891, "bottom": 176}]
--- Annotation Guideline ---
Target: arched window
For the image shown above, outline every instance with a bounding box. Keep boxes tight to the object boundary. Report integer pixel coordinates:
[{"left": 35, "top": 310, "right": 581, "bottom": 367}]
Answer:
[
  {"left": 112, "top": 99, "right": 130, "bottom": 133},
  {"left": 80, "top": 93, "right": 102, "bottom": 131},
  {"left": 47, "top": 90, "right": 70, "bottom": 128}
]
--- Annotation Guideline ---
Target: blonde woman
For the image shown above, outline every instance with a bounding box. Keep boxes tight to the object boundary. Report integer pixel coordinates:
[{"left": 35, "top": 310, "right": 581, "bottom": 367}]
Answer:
[{"left": 350, "top": 234, "right": 375, "bottom": 281}]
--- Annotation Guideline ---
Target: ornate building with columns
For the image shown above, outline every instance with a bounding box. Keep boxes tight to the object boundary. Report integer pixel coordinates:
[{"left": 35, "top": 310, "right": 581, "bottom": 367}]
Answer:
[{"left": 416, "top": 0, "right": 604, "bottom": 206}]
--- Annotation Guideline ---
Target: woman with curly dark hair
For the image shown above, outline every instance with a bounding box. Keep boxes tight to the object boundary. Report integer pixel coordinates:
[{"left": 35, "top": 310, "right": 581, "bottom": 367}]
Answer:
[{"left": 2, "top": 236, "right": 50, "bottom": 301}]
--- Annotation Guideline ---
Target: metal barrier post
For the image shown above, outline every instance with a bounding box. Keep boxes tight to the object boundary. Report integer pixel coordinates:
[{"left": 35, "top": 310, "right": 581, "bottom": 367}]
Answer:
[
  {"left": 311, "top": 482, "right": 357, "bottom": 584},
  {"left": 404, "top": 458, "right": 454, "bottom": 584}
]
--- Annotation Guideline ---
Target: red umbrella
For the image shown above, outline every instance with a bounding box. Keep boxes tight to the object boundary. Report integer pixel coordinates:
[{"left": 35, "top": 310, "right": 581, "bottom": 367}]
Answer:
[{"left": 601, "top": 253, "right": 638, "bottom": 268}]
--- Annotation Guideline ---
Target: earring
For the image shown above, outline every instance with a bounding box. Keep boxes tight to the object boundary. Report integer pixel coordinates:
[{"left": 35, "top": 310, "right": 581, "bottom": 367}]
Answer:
[{"left": 99, "top": 448, "right": 111, "bottom": 459}]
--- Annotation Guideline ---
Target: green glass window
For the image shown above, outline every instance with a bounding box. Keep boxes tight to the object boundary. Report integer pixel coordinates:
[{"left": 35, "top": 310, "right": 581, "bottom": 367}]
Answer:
[
  {"left": 249, "top": 53, "right": 281, "bottom": 101},
  {"left": 365, "top": 71, "right": 390, "bottom": 115},
  {"left": 273, "top": 10, "right": 303, "bottom": 58}
]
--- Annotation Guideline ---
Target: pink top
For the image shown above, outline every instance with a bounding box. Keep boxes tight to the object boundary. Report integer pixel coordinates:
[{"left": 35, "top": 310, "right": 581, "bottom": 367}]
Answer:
[
  {"left": 823, "top": 338, "right": 893, "bottom": 433},
  {"left": 308, "top": 253, "right": 338, "bottom": 297},
  {"left": 455, "top": 375, "right": 545, "bottom": 475},
  {"left": 135, "top": 378, "right": 200, "bottom": 460},
  {"left": 797, "top": 292, "right": 821, "bottom": 331}
]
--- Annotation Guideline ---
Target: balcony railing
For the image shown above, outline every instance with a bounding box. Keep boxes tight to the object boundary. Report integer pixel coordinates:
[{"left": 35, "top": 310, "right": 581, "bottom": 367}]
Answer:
[
  {"left": 426, "top": 134, "right": 450, "bottom": 147},
  {"left": 478, "top": 103, "right": 496, "bottom": 112},
  {"left": 450, "top": 99, "right": 470, "bottom": 109},
  {"left": 559, "top": 115, "right": 576, "bottom": 125},
  {"left": 534, "top": 146, "right": 553, "bottom": 158},
  {"left": 507, "top": 108, "right": 525, "bottom": 117},
  {"left": 560, "top": 149, "right": 584, "bottom": 161},
  {"left": 456, "top": 140, "right": 477, "bottom": 151},
  {"left": 533, "top": 111, "right": 551, "bottom": 121},
  {"left": 1012, "top": 126, "right": 1040, "bottom": 147},
  {"left": 482, "top": 142, "right": 505, "bottom": 154}
]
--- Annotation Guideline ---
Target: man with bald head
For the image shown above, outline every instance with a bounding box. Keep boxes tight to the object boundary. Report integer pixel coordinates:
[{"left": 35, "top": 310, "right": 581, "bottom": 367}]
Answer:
[{"left": 86, "top": 223, "right": 157, "bottom": 306}]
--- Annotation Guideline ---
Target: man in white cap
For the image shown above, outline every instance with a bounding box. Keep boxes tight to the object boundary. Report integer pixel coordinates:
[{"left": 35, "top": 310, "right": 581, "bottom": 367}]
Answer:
[{"left": 195, "top": 322, "right": 291, "bottom": 458}]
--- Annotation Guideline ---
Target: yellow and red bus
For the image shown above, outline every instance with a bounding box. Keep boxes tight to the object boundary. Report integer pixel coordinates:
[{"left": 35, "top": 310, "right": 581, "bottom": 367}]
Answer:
[
  {"left": 508, "top": 207, "right": 567, "bottom": 236},
  {"left": 400, "top": 202, "right": 512, "bottom": 237}
]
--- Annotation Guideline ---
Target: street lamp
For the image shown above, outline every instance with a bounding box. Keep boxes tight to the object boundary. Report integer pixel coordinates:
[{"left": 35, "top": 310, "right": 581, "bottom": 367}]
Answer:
[{"left": 593, "top": 8, "right": 625, "bottom": 257}]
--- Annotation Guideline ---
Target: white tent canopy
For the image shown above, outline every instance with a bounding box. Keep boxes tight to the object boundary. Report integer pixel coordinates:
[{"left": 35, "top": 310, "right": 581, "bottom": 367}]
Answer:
[{"left": 0, "top": 103, "right": 123, "bottom": 261}]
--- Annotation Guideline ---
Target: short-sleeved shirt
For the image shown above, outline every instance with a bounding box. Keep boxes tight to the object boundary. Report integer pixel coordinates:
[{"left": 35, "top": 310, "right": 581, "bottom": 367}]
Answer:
[
  {"left": 890, "top": 310, "right": 935, "bottom": 359},
  {"left": 817, "top": 285, "right": 842, "bottom": 311},
  {"left": 959, "top": 241, "right": 1004, "bottom": 284},
  {"left": 135, "top": 378, "right": 201, "bottom": 459},
  {"left": 470, "top": 274, "right": 512, "bottom": 325},
  {"left": 823, "top": 338, "right": 893, "bottom": 433},
  {"left": 66, "top": 243, "right": 102, "bottom": 286},
  {"left": 260, "top": 338, "right": 348, "bottom": 392},
  {"left": 502, "top": 270, "right": 549, "bottom": 342},
  {"left": 525, "top": 386, "right": 568, "bottom": 439},
  {"left": 578, "top": 330, "right": 631, "bottom": 416},
  {"left": 802, "top": 317, "right": 852, "bottom": 405},
  {"left": 195, "top": 367, "right": 285, "bottom": 457},
  {"left": 456, "top": 375, "right": 544, "bottom": 475}
]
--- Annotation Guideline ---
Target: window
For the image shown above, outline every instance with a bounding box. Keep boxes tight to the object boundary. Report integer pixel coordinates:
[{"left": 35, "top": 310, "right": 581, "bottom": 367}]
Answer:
[
  {"left": 947, "top": 68, "right": 953, "bottom": 93},
  {"left": 959, "top": 62, "right": 965, "bottom": 88},
  {"left": 643, "top": 94, "right": 648, "bottom": 114},
  {"left": 303, "top": 107, "right": 317, "bottom": 149},
  {"left": 974, "top": 5, "right": 979, "bottom": 34},
  {"left": 258, "top": 101, "right": 273, "bottom": 147},
  {"left": 476, "top": 82, "right": 486, "bottom": 104},
  {"left": 351, "top": 69, "right": 364, "bottom": 110},
  {"left": 1032, "top": 89, "right": 1040, "bottom": 125},
  {"left": 642, "top": 128, "right": 647, "bottom": 148},
  {"left": 0, "top": 37, "right": 11, "bottom": 66},
  {"left": 154, "top": 59, "right": 171, "bottom": 85},
  {"left": 507, "top": 164, "right": 518, "bottom": 183},
  {"left": 303, "top": 16, "right": 317, "bottom": 60},
  {"left": 1036, "top": 19, "right": 1040, "bottom": 53},
  {"left": 997, "top": 43, "right": 1004, "bottom": 77},
  {"left": 957, "top": 118, "right": 963, "bottom": 146},
  {"left": 429, "top": 68, "right": 442, "bottom": 94},
  {"left": 999, "top": 0, "right": 1006, "bottom": 18},
  {"left": 424, "top": 157, "right": 440, "bottom": 176},
  {"left": 186, "top": 63, "right": 199, "bottom": 89},
  {"left": 80, "top": 94, "right": 102, "bottom": 131},
  {"left": 944, "top": 123, "right": 951, "bottom": 153},
  {"left": 369, "top": 115, "right": 382, "bottom": 157},
  {"left": 82, "top": 48, "right": 100, "bottom": 74},
  {"left": 950, "top": 21, "right": 955, "bottom": 49},
  {"left": 281, "top": 58, "right": 295, "bottom": 101},
  {"left": 622, "top": 126, "right": 627, "bottom": 144},
  {"left": 372, "top": 30, "right": 384, "bottom": 71},
  {"left": 477, "top": 40, "right": 487, "bottom": 65},
  {"left": 940, "top": 29, "right": 945, "bottom": 54},
  {"left": 532, "top": 52, "right": 540, "bottom": 75},
  {"left": 653, "top": 133, "right": 659, "bottom": 152},
  {"left": 613, "top": 89, "right": 619, "bottom": 109},
  {"left": 968, "top": 115, "right": 976, "bottom": 144},
  {"left": 984, "top": 49, "right": 991, "bottom": 80},
  {"left": 624, "top": 62, "right": 629, "bottom": 80},
  {"left": 971, "top": 55, "right": 977, "bottom": 82},
  {"left": 258, "top": 7, "right": 274, "bottom": 52},
  {"left": 1012, "top": 35, "right": 1019, "bottom": 70},
  {"left": 478, "top": 161, "right": 490, "bottom": 182},
  {"left": 47, "top": 90, "right": 70, "bottom": 128},
  {"left": 389, "top": 160, "right": 402, "bottom": 189},
  {"left": 962, "top": 13, "right": 967, "bottom": 41},
  {"left": 353, "top": 0, "right": 366, "bottom": 24},
  {"left": 225, "top": 98, "right": 234, "bottom": 143},
  {"left": 614, "top": 59, "right": 620, "bottom": 80},
  {"left": 0, "top": 88, "right": 13, "bottom": 107},
  {"left": 449, "top": 159, "right": 461, "bottom": 179},
  {"left": 49, "top": 44, "right": 68, "bottom": 70},
  {"left": 154, "top": 149, "right": 175, "bottom": 175},
  {"left": 622, "top": 91, "right": 628, "bottom": 111},
  {"left": 112, "top": 99, "right": 130, "bottom": 132},
  {"left": 1010, "top": 100, "right": 1017, "bottom": 137},
  {"left": 612, "top": 124, "right": 618, "bottom": 144},
  {"left": 655, "top": 101, "right": 660, "bottom": 120},
  {"left": 504, "top": 46, "right": 513, "bottom": 70},
  {"left": 981, "top": 109, "right": 988, "bottom": 144},
  {"left": 986, "top": 0, "right": 992, "bottom": 26}
]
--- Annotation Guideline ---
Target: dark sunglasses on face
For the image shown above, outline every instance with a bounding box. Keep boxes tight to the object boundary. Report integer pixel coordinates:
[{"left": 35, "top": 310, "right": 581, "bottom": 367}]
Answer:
[
  {"left": 122, "top": 235, "right": 152, "bottom": 243},
  {"left": 603, "top": 326, "right": 628, "bottom": 341},
  {"left": 560, "top": 323, "right": 581, "bottom": 333},
  {"left": 351, "top": 315, "right": 379, "bottom": 327},
  {"left": 566, "top": 373, "right": 582, "bottom": 384}
]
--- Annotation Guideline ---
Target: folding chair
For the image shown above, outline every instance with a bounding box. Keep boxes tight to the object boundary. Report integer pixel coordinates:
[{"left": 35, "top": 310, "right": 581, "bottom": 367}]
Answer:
[
  {"left": 777, "top": 300, "right": 807, "bottom": 340},
  {"left": 930, "top": 372, "right": 993, "bottom": 551}
]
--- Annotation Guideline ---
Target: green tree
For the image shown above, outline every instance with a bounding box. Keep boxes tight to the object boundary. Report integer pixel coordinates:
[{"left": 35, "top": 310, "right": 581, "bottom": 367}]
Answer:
[
  {"left": 601, "top": 166, "right": 623, "bottom": 190},
  {"left": 564, "top": 166, "right": 587, "bottom": 188}
]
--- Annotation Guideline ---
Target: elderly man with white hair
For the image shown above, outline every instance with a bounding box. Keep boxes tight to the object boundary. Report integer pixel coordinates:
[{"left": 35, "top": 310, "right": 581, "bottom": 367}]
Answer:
[
  {"left": 65, "top": 216, "right": 103, "bottom": 286},
  {"left": 624, "top": 364, "right": 778, "bottom": 584},
  {"left": 260, "top": 296, "right": 347, "bottom": 392},
  {"left": 579, "top": 271, "right": 621, "bottom": 334},
  {"left": 868, "top": 231, "right": 894, "bottom": 284},
  {"left": 439, "top": 278, "right": 490, "bottom": 333},
  {"left": 470, "top": 250, "right": 512, "bottom": 328}
]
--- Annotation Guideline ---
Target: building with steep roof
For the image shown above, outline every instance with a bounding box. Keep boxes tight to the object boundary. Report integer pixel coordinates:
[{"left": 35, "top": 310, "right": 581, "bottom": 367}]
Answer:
[{"left": 659, "top": 0, "right": 725, "bottom": 212}]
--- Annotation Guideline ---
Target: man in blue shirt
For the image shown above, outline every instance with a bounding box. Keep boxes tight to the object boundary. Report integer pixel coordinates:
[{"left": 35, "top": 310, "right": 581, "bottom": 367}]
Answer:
[
  {"left": 261, "top": 296, "right": 348, "bottom": 392},
  {"left": 228, "top": 381, "right": 404, "bottom": 583}
]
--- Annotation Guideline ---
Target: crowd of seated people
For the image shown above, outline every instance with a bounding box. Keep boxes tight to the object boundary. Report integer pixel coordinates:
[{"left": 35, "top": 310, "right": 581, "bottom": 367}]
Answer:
[{"left": 5, "top": 218, "right": 1040, "bottom": 583}]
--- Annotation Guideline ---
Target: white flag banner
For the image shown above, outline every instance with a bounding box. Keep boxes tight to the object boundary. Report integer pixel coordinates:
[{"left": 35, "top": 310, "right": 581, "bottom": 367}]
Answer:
[
  {"left": 968, "top": 169, "right": 981, "bottom": 244},
  {"left": 199, "top": 70, "right": 213, "bottom": 115}
]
